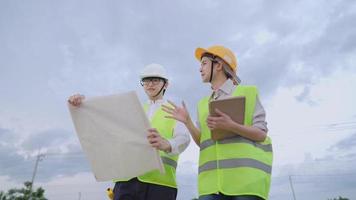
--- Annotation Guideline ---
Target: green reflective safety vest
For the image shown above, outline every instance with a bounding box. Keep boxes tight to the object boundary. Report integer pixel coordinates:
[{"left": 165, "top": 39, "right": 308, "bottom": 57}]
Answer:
[
  {"left": 198, "top": 85, "right": 273, "bottom": 199},
  {"left": 114, "top": 103, "right": 179, "bottom": 188}
]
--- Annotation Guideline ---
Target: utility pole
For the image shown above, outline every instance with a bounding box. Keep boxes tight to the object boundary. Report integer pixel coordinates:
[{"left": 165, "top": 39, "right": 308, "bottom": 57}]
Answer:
[
  {"left": 29, "top": 153, "right": 45, "bottom": 194},
  {"left": 78, "top": 192, "right": 82, "bottom": 200},
  {"left": 289, "top": 175, "right": 297, "bottom": 200}
]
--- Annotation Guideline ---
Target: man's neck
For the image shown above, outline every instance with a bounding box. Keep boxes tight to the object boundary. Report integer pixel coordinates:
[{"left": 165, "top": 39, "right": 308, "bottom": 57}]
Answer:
[
  {"left": 211, "top": 75, "right": 228, "bottom": 91},
  {"left": 149, "top": 95, "right": 163, "bottom": 103}
]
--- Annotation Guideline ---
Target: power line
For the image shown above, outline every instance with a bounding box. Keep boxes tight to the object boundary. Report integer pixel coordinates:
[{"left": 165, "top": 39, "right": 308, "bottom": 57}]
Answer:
[
  {"left": 272, "top": 172, "right": 356, "bottom": 179},
  {"left": 290, "top": 172, "right": 356, "bottom": 177},
  {"left": 0, "top": 152, "right": 86, "bottom": 162},
  {"left": 44, "top": 152, "right": 85, "bottom": 156},
  {"left": 269, "top": 120, "right": 356, "bottom": 136}
]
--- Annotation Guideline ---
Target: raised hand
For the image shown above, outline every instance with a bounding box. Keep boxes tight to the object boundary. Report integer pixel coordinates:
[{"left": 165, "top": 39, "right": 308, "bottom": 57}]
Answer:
[
  {"left": 162, "top": 100, "right": 190, "bottom": 124},
  {"left": 68, "top": 94, "right": 85, "bottom": 107}
]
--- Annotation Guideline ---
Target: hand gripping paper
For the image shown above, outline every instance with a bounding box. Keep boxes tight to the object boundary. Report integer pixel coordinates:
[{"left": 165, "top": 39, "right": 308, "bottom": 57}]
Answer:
[{"left": 68, "top": 91, "right": 164, "bottom": 181}]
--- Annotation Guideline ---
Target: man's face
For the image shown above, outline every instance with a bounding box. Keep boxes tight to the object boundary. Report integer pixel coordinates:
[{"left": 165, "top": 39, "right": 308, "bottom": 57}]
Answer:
[
  {"left": 142, "top": 77, "right": 166, "bottom": 98},
  {"left": 200, "top": 56, "right": 214, "bottom": 83}
]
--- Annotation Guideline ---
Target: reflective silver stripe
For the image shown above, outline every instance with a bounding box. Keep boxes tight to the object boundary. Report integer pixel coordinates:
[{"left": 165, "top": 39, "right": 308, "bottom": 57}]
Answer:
[
  {"left": 219, "top": 158, "right": 272, "bottom": 173},
  {"left": 199, "top": 158, "right": 272, "bottom": 174},
  {"left": 161, "top": 157, "right": 177, "bottom": 169},
  {"left": 200, "top": 136, "right": 273, "bottom": 152},
  {"left": 219, "top": 136, "right": 273, "bottom": 152},
  {"left": 200, "top": 139, "right": 216, "bottom": 151},
  {"left": 198, "top": 160, "right": 217, "bottom": 173}
]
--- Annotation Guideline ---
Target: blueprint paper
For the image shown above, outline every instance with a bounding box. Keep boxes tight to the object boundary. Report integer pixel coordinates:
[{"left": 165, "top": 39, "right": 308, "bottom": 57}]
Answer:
[{"left": 68, "top": 91, "right": 164, "bottom": 181}]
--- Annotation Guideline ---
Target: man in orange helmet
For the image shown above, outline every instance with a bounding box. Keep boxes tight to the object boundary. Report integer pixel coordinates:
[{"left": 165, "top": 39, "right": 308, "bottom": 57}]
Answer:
[{"left": 163, "top": 45, "right": 273, "bottom": 200}]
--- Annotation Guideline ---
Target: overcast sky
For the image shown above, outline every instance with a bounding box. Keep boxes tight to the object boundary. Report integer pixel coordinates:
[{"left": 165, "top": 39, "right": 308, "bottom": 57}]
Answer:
[{"left": 1, "top": 0, "right": 356, "bottom": 199}]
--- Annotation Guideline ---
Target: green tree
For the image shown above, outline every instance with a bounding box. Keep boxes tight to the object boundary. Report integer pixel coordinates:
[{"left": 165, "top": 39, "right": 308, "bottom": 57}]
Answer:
[
  {"left": 0, "top": 181, "right": 47, "bottom": 200},
  {"left": 0, "top": 191, "right": 7, "bottom": 200}
]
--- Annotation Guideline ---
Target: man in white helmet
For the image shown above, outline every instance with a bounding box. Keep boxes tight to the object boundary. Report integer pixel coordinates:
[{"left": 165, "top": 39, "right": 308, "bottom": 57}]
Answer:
[{"left": 68, "top": 63, "right": 190, "bottom": 200}]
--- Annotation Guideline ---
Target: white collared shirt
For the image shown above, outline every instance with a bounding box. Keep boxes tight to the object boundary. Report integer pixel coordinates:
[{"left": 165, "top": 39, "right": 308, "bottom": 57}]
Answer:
[{"left": 146, "top": 99, "right": 190, "bottom": 155}]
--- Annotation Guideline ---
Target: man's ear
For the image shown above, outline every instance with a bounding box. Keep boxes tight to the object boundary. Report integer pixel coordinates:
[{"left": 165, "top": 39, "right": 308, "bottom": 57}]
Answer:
[
  {"left": 164, "top": 81, "right": 169, "bottom": 89},
  {"left": 215, "top": 62, "right": 224, "bottom": 71}
]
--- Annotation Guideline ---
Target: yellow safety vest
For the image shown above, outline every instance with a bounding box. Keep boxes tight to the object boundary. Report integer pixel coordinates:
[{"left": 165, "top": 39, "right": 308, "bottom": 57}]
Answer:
[
  {"left": 114, "top": 103, "right": 179, "bottom": 188},
  {"left": 198, "top": 85, "right": 273, "bottom": 199}
]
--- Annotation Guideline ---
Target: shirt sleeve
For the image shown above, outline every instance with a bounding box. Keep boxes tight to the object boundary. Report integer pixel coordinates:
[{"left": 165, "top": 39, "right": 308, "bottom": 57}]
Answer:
[
  {"left": 252, "top": 96, "right": 268, "bottom": 133},
  {"left": 167, "top": 121, "right": 191, "bottom": 156}
]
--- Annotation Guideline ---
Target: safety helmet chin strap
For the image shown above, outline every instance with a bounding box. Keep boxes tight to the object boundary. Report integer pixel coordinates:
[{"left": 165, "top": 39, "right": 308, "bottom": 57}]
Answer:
[
  {"left": 208, "top": 56, "right": 217, "bottom": 83},
  {"left": 153, "top": 79, "right": 167, "bottom": 97},
  {"left": 209, "top": 62, "right": 214, "bottom": 83},
  {"left": 204, "top": 53, "right": 239, "bottom": 85}
]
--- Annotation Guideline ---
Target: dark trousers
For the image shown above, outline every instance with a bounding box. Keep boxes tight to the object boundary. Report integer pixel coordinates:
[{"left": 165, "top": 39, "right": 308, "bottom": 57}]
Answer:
[
  {"left": 199, "top": 193, "right": 264, "bottom": 200},
  {"left": 113, "top": 178, "right": 177, "bottom": 200}
]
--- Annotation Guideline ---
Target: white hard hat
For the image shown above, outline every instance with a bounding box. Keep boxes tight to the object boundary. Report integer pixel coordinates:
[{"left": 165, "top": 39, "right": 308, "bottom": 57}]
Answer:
[{"left": 140, "top": 63, "right": 169, "bottom": 80}]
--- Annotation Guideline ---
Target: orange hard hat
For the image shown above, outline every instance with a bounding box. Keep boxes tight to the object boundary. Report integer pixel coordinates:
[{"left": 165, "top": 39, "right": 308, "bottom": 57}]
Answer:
[{"left": 195, "top": 45, "right": 237, "bottom": 72}]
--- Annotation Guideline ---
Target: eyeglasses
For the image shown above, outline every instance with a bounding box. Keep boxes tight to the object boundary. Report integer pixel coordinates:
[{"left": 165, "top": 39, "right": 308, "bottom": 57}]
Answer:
[{"left": 140, "top": 78, "right": 164, "bottom": 86}]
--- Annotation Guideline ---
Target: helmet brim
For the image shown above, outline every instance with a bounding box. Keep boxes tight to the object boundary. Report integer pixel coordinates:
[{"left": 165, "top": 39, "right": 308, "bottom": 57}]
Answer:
[
  {"left": 195, "top": 47, "right": 209, "bottom": 61},
  {"left": 140, "top": 74, "right": 168, "bottom": 80}
]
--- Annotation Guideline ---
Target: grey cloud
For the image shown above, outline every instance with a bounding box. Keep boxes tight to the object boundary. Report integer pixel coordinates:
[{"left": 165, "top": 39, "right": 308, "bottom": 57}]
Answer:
[
  {"left": 21, "top": 129, "right": 74, "bottom": 151},
  {"left": 35, "top": 153, "right": 90, "bottom": 182},
  {"left": 329, "top": 133, "right": 356, "bottom": 151},
  {"left": 2, "top": 0, "right": 356, "bottom": 109},
  {"left": 1, "top": 0, "right": 356, "bottom": 194},
  {"left": 0, "top": 145, "right": 32, "bottom": 182},
  {"left": 19, "top": 129, "right": 91, "bottom": 182},
  {"left": 280, "top": 174, "right": 356, "bottom": 199},
  {"left": 0, "top": 151, "right": 91, "bottom": 183},
  {"left": 295, "top": 86, "right": 311, "bottom": 102},
  {"left": 0, "top": 128, "right": 34, "bottom": 182},
  {"left": 0, "top": 128, "right": 15, "bottom": 143},
  {"left": 271, "top": 152, "right": 356, "bottom": 199},
  {"left": 0, "top": 127, "right": 89, "bottom": 183},
  {"left": 295, "top": 85, "right": 318, "bottom": 106}
]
